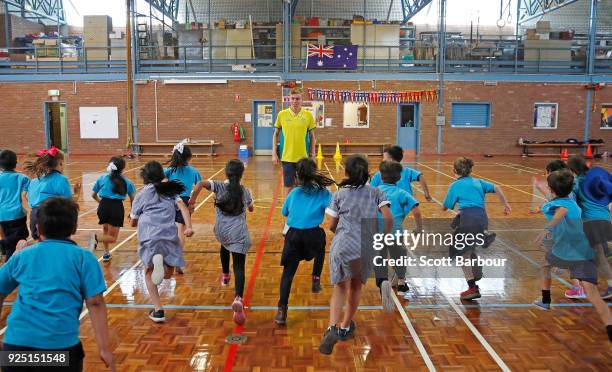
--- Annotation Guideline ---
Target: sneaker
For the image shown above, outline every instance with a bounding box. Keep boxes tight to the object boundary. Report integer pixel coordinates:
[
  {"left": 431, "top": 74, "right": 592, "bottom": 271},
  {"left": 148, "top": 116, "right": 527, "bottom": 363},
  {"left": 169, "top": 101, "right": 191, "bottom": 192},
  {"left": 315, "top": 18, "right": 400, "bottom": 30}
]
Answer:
[
  {"left": 232, "top": 296, "right": 246, "bottom": 325},
  {"left": 148, "top": 309, "right": 165, "bottom": 322},
  {"left": 381, "top": 280, "right": 394, "bottom": 312},
  {"left": 221, "top": 273, "right": 231, "bottom": 286},
  {"left": 318, "top": 325, "right": 340, "bottom": 355},
  {"left": 88, "top": 233, "right": 98, "bottom": 252},
  {"left": 177, "top": 267, "right": 184, "bottom": 275},
  {"left": 460, "top": 286, "right": 481, "bottom": 301},
  {"left": 482, "top": 232, "right": 496, "bottom": 249},
  {"left": 338, "top": 320, "right": 356, "bottom": 341},
  {"left": 564, "top": 285, "right": 586, "bottom": 299},
  {"left": 102, "top": 252, "right": 112, "bottom": 262},
  {"left": 601, "top": 286, "right": 612, "bottom": 300},
  {"left": 312, "top": 276, "right": 322, "bottom": 293},
  {"left": 274, "top": 304, "right": 288, "bottom": 325},
  {"left": 533, "top": 299, "right": 551, "bottom": 311},
  {"left": 397, "top": 283, "right": 410, "bottom": 296},
  {"left": 151, "top": 254, "right": 164, "bottom": 285}
]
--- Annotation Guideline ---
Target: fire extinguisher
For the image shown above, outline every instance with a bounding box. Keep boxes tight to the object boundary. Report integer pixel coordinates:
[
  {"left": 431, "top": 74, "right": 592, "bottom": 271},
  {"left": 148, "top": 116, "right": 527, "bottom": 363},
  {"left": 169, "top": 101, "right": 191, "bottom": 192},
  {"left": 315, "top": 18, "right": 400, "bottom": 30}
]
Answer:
[{"left": 231, "top": 122, "right": 240, "bottom": 142}]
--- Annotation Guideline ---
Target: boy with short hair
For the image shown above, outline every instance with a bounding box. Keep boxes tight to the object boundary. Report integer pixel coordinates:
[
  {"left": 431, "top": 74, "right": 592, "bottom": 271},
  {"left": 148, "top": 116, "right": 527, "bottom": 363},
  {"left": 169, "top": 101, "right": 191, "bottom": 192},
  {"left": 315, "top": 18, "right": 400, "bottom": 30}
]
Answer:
[{"left": 371, "top": 145, "right": 432, "bottom": 201}]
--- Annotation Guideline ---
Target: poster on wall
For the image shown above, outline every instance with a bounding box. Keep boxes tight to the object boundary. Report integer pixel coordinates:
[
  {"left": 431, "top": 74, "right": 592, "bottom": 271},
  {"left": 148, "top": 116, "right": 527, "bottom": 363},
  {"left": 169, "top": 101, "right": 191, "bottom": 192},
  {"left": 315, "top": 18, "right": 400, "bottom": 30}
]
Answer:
[
  {"left": 302, "top": 101, "right": 325, "bottom": 128},
  {"left": 79, "top": 107, "right": 119, "bottom": 139},
  {"left": 601, "top": 104, "right": 612, "bottom": 129},
  {"left": 257, "top": 104, "right": 274, "bottom": 127},
  {"left": 343, "top": 102, "right": 369, "bottom": 128},
  {"left": 533, "top": 103, "right": 558, "bottom": 129}
]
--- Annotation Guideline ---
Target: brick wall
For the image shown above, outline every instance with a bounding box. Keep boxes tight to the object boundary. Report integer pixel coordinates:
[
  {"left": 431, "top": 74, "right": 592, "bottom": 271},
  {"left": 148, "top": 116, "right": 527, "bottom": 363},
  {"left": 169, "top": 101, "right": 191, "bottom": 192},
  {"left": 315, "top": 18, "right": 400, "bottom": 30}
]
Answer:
[{"left": 1, "top": 80, "right": 610, "bottom": 156}]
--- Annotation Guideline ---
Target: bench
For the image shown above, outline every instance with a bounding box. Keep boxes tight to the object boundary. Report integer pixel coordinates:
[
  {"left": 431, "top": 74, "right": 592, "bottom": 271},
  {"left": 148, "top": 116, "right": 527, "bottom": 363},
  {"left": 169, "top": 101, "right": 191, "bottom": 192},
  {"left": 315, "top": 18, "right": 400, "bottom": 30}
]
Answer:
[
  {"left": 519, "top": 143, "right": 604, "bottom": 157},
  {"left": 135, "top": 141, "right": 220, "bottom": 157},
  {"left": 318, "top": 142, "right": 389, "bottom": 156}
]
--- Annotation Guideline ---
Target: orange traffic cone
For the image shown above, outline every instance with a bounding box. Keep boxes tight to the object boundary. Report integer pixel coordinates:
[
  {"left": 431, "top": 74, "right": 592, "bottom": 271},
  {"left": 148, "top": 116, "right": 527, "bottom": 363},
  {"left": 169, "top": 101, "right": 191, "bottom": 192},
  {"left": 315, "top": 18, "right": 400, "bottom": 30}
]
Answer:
[
  {"left": 585, "top": 144, "right": 593, "bottom": 159},
  {"left": 560, "top": 148, "right": 569, "bottom": 160}
]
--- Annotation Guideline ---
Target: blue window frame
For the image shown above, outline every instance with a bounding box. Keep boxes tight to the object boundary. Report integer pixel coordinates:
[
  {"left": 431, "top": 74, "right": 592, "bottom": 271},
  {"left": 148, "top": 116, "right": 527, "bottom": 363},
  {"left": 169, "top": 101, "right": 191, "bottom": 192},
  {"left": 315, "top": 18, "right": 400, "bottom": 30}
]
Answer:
[{"left": 451, "top": 102, "right": 491, "bottom": 128}]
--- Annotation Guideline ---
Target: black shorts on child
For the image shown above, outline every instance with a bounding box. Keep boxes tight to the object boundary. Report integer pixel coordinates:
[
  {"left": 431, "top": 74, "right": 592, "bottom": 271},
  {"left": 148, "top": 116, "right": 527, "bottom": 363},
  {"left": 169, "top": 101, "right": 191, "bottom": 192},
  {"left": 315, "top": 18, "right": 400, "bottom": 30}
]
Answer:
[
  {"left": 281, "top": 226, "right": 326, "bottom": 266},
  {"left": 97, "top": 198, "right": 125, "bottom": 227},
  {"left": 583, "top": 219, "right": 612, "bottom": 255},
  {"left": 29, "top": 207, "right": 40, "bottom": 240},
  {"left": 175, "top": 196, "right": 191, "bottom": 224},
  {"left": 0, "top": 216, "right": 29, "bottom": 257}
]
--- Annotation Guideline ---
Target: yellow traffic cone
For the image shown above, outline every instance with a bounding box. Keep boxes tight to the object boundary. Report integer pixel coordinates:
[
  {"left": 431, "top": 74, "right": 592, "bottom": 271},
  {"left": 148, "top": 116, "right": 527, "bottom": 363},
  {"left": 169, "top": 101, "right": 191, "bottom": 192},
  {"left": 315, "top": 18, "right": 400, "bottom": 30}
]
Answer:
[
  {"left": 316, "top": 143, "right": 324, "bottom": 161},
  {"left": 333, "top": 142, "right": 342, "bottom": 163}
]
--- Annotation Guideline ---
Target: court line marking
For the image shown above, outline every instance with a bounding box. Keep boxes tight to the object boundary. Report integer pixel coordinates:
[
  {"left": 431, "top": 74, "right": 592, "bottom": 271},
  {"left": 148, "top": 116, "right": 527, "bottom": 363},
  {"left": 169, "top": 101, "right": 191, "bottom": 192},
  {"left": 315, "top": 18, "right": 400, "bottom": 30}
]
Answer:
[
  {"left": 494, "top": 162, "right": 539, "bottom": 174},
  {"left": 323, "top": 162, "right": 435, "bottom": 372}
]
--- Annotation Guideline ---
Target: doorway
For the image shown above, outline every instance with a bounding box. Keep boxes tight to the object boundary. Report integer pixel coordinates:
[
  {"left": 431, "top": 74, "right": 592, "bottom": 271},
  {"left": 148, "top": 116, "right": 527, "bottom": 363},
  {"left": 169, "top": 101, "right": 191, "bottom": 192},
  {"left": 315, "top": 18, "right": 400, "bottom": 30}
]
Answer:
[
  {"left": 253, "top": 100, "right": 276, "bottom": 155},
  {"left": 45, "top": 102, "right": 68, "bottom": 151},
  {"left": 397, "top": 103, "right": 419, "bottom": 154}
]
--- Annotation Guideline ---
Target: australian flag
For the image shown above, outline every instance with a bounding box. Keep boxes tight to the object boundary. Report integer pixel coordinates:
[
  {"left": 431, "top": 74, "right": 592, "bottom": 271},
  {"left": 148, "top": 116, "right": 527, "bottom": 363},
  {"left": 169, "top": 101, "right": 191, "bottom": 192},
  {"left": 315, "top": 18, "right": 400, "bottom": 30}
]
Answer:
[{"left": 306, "top": 44, "right": 358, "bottom": 70}]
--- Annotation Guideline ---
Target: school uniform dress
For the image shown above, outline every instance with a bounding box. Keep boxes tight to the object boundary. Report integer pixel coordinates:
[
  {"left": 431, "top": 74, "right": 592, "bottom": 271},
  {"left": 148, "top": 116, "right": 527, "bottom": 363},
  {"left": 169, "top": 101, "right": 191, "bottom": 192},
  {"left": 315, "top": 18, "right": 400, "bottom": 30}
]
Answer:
[
  {"left": 130, "top": 184, "right": 185, "bottom": 268},
  {"left": 92, "top": 174, "right": 136, "bottom": 227},
  {"left": 374, "top": 183, "right": 419, "bottom": 281},
  {"left": 0, "top": 239, "right": 106, "bottom": 372},
  {"left": 27, "top": 171, "right": 72, "bottom": 240},
  {"left": 443, "top": 176, "right": 495, "bottom": 257},
  {"left": 541, "top": 197, "right": 597, "bottom": 284},
  {"left": 164, "top": 166, "right": 202, "bottom": 224},
  {"left": 370, "top": 167, "right": 421, "bottom": 195},
  {"left": 210, "top": 180, "right": 253, "bottom": 255},
  {"left": 0, "top": 171, "right": 30, "bottom": 259},
  {"left": 325, "top": 185, "right": 389, "bottom": 285}
]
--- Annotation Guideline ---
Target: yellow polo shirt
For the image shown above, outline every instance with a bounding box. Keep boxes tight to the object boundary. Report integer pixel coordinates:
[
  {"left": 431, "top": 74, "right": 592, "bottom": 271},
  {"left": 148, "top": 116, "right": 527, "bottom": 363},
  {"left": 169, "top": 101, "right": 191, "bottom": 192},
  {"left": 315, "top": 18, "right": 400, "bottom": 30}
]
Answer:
[{"left": 275, "top": 107, "right": 315, "bottom": 163}]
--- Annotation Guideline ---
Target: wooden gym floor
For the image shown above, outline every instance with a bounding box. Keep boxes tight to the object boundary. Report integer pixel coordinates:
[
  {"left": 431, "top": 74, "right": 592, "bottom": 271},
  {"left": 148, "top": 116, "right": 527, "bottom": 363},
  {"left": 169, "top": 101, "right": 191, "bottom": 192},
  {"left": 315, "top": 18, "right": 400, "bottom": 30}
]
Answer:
[{"left": 1, "top": 155, "right": 611, "bottom": 371}]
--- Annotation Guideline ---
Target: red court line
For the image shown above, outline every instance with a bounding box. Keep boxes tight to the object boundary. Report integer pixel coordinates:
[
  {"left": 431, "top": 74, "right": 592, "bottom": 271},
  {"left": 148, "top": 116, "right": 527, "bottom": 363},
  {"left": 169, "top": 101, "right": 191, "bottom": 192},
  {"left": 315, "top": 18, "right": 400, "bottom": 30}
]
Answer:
[{"left": 223, "top": 175, "right": 282, "bottom": 372}]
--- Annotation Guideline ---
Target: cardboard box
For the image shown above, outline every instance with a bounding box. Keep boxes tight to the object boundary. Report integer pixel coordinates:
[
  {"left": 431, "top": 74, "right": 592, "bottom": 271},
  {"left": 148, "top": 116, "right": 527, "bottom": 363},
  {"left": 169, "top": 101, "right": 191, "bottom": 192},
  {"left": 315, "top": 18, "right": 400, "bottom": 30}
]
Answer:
[
  {"left": 44, "top": 39, "right": 58, "bottom": 46},
  {"left": 32, "top": 39, "right": 45, "bottom": 45},
  {"left": 536, "top": 20, "right": 550, "bottom": 33},
  {"left": 537, "top": 32, "right": 549, "bottom": 40}
]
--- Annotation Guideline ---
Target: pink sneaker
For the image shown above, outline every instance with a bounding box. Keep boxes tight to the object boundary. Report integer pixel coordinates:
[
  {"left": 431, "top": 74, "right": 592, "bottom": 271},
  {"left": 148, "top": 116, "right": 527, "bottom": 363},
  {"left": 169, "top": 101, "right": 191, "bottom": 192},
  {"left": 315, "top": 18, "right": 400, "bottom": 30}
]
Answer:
[
  {"left": 232, "top": 296, "right": 246, "bottom": 325},
  {"left": 564, "top": 285, "right": 586, "bottom": 299},
  {"left": 221, "top": 273, "right": 230, "bottom": 286}
]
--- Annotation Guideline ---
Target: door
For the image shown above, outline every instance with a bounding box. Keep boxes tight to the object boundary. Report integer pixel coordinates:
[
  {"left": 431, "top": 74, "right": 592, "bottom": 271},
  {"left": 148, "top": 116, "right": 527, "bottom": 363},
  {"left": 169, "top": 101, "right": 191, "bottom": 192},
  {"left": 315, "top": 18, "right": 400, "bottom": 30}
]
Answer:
[
  {"left": 253, "top": 100, "right": 276, "bottom": 155},
  {"left": 45, "top": 102, "right": 68, "bottom": 152},
  {"left": 397, "top": 103, "right": 419, "bottom": 153}
]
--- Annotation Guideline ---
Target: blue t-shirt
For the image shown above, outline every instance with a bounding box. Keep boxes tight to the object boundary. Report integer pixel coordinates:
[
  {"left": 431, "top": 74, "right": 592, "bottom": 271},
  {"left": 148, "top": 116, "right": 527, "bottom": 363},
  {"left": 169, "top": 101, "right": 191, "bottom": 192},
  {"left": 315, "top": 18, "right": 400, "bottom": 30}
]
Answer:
[
  {"left": 443, "top": 177, "right": 495, "bottom": 210},
  {"left": 572, "top": 175, "right": 610, "bottom": 220},
  {"left": 377, "top": 183, "right": 419, "bottom": 232},
  {"left": 0, "top": 171, "right": 30, "bottom": 221},
  {"left": 541, "top": 197, "right": 594, "bottom": 261},
  {"left": 164, "top": 166, "right": 202, "bottom": 197},
  {"left": 282, "top": 186, "right": 332, "bottom": 229},
  {"left": 370, "top": 167, "right": 421, "bottom": 195},
  {"left": 92, "top": 174, "right": 136, "bottom": 200},
  {"left": 0, "top": 239, "right": 106, "bottom": 349},
  {"left": 27, "top": 171, "right": 72, "bottom": 208}
]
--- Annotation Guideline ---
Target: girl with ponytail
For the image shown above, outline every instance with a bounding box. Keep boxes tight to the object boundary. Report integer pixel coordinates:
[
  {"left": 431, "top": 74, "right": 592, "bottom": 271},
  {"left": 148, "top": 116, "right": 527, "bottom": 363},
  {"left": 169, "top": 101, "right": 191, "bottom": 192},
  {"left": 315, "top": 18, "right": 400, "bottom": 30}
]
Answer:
[
  {"left": 203, "top": 159, "right": 254, "bottom": 325},
  {"left": 274, "top": 158, "right": 335, "bottom": 325},
  {"left": 91, "top": 156, "right": 137, "bottom": 261},
  {"left": 129, "top": 161, "right": 194, "bottom": 323}
]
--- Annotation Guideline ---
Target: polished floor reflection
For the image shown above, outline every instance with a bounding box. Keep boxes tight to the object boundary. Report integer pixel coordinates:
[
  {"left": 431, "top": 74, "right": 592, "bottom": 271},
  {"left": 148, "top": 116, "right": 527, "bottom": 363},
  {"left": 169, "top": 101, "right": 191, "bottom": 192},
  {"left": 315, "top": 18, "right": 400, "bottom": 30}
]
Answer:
[{"left": 2, "top": 155, "right": 612, "bottom": 371}]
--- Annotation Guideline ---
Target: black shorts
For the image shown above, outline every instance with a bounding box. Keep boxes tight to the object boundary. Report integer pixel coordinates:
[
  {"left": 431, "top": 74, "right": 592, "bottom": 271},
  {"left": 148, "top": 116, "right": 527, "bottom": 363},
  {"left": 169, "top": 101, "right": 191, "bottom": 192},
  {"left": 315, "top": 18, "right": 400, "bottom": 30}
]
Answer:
[
  {"left": 281, "top": 226, "right": 326, "bottom": 266},
  {"left": 97, "top": 198, "right": 125, "bottom": 227},
  {"left": 175, "top": 196, "right": 191, "bottom": 224},
  {"left": 1, "top": 341, "right": 84, "bottom": 372},
  {"left": 281, "top": 162, "right": 297, "bottom": 188},
  {"left": 0, "top": 217, "right": 29, "bottom": 259},
  {"left": 29, "top": 207, "right": 40, "bottom": 241},
  {"left": 583, "top": 220, "right": 612, "bottom": 254}
]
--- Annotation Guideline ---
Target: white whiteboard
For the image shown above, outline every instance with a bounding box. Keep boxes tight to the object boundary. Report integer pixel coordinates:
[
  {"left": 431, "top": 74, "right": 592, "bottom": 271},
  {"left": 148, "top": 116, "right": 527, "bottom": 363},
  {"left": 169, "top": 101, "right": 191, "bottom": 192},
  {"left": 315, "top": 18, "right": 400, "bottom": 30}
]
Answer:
[{"left": 79, "top": 107, "right": 119, "bottom": 138}]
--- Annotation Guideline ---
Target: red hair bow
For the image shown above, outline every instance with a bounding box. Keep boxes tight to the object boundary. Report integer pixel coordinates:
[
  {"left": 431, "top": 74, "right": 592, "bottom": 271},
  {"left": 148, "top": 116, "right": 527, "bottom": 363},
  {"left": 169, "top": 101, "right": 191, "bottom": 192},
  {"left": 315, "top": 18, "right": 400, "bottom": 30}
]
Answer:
[{"left": 36, "top": 146, "right": 59, "bottom": 157}]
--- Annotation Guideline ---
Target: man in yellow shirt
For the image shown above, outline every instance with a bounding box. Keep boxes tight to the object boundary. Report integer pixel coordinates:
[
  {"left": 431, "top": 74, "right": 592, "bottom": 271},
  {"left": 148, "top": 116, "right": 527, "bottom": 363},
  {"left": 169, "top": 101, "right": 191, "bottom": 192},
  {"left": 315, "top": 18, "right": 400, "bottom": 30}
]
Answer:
[{"left": 272, "top": 87, "right": 317, "bottom": 195}]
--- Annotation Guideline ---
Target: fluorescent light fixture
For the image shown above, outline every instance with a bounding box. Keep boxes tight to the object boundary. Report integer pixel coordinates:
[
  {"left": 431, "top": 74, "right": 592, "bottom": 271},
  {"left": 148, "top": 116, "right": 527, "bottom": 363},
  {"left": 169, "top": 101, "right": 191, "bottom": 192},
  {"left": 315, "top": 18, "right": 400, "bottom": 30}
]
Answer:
[{"left": 162, "top": 79, "right": 228, "bottom": 84}]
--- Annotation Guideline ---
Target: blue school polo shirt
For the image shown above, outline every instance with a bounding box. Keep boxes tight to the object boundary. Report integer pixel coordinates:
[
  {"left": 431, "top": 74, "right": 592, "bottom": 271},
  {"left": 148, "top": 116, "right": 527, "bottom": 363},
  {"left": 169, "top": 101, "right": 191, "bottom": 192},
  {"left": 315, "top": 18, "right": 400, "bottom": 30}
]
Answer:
[
  {"left": 572, "top": 175, "right": 610, "bottom": 220},
  {"left": 164, "top": 166, "right": 202, "bottom": 197},
  {"left": 370, "top": 167, "right": 421, "bottom": 195},
  {"left": 282, "top": 186, "right": 332, "bottom": 229},
  {"left": 92, "top": 174, "right": 136, "bottom": 200},
  {"left": 541, "top": 197, "right": 594, "bottom": 261},
  {"left": 0, "top": 239, "right": 106, "bottom": 349},
  {"left": 0, "top": 171, "right": 30, "bottom": 221},
  {"left": 377, "top": 183, "right": 419, "bottom": 232},
  {"left": 27, "top": 171, "right": 72, "bottom": 208},
  {"left": 443, "top": 177, "right": 495, "bottom": 210}
]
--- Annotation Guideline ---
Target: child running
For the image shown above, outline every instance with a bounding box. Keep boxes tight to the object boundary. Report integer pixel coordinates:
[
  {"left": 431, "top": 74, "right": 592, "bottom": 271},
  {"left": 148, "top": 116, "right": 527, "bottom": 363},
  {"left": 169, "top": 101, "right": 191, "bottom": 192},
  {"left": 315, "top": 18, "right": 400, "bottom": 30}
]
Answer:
[
  {"left": 90, "top": 157, "right": 136, "bottom": 261},
  {"left": 164, "top": 140, "right": 203, "bottom": 274},
  {"left": 130, "top": 161, "right": 194, "bottom": 323},
  {"left": 370, "top": 145, "right": 432, "bottom": 201},
  {"left": 0, "top": 150, "right": 30, "bottom": 261},
  {"left": 532, "top": 170, "right": 612, "bottom": 343},
  {"left": 203, "top": 159, "right": 253, "bottom": 325},
  {"left": 443, "top": 157, "right": 511, "bottom": 301},
  {"left": 23, "top": 146, "right": 81, "bottom": 246},
  {"left": 374, "top": 161, "right": 422, "bottom": 307},
  {"left": 275, "top": 158, "right": 334, "bottom": 325},
  {"left": 319, "top": 154, "right": 393, "bottom": 355}
]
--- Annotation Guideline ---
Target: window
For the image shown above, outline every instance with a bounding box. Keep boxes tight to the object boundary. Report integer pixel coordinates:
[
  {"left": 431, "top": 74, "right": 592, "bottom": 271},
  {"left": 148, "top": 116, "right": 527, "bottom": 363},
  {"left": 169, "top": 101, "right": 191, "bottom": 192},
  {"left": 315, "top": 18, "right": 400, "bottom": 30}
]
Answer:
[
  {"left": 451, "top": 103, "right": 491, "bottom": 128},
  {"left": 343, "top": 102, "right": 369, "bottom": 128}
]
